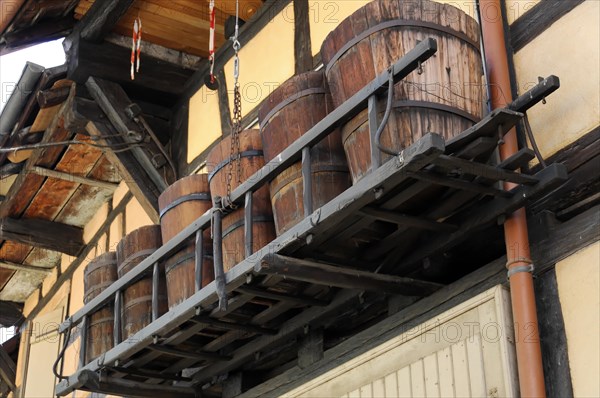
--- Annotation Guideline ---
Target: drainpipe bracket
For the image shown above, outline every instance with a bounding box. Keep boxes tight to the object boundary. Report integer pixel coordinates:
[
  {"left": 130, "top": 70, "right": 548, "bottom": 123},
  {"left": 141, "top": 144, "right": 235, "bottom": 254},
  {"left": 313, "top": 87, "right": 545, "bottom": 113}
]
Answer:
[{"left": 507, "top": 264, "right": 535, "bottom": 279}]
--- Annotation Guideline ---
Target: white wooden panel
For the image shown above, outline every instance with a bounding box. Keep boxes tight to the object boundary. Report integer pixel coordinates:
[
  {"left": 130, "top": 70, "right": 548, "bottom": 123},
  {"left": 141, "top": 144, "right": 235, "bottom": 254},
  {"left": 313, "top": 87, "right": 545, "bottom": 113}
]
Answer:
[
  {"left": 410, "top": 360, "right": 425, "bottom": 397},
  {"left": 383, "top": 372, "right": 398, "bottom": 396},
  {"left": 359, "top": 383, "right": 372, "bottom": 397},
  {"left": 466, "top": 334, "right": 487, "bottom": 396},
  {"left": 397, "top": 366, "right": 412, "bottom": 397},
  {"left": 372, "top": 378, "right": 385, "bottom": 397},
  {"left": 451, "top": 340, "right": 471, "bottom": 397},
  {"left": 437, "top": 346, "right": 455, "bottom": 397},
  {"left": 423, "top": 353, "right": 440, "bottom": 398}
]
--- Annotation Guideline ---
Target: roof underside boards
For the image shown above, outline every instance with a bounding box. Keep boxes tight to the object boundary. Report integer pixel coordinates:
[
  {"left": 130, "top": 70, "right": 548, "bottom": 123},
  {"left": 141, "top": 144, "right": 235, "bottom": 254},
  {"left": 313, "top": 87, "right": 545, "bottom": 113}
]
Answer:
[
  {"left": 1, "top": 0, "right": 265, "bottom": 58},
  {"left": 0, "top": 76, "right": 122, "bottom": 305}
]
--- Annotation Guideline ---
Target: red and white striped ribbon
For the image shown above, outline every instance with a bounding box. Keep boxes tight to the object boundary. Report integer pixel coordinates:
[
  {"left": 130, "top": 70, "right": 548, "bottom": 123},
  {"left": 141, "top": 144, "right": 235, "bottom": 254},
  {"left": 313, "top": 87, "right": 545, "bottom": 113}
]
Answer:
[
  {"left": 131, "top": 17, "right": 142, "bottom": 80},
  {"left": 209, "top": 0, "right": 216, "bottom": 84}
]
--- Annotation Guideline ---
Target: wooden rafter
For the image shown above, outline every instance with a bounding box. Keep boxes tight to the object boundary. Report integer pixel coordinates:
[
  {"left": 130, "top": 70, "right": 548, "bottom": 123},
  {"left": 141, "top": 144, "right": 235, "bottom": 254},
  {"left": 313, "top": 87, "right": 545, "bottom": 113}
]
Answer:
[{"left": 0, "top": 217, "right": 84, "bottom": 256}]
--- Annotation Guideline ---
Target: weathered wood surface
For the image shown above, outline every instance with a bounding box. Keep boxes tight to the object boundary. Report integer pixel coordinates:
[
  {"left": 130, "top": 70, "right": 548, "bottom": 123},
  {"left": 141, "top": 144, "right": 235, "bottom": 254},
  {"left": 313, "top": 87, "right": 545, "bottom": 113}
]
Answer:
[
  {"left": 71, "top": 0, "right": 135, "bottom": 43},
  {"left": 510, "top": 0, "right": 585, "bottom": 52},
  {"left": 117, "top": 226, "right": 167, "bottom": 339},
  {"left": 84, "top": 252, "right": 118, "bottom": 364},
  {"left": 158, "top": 174, "right": 213, "bottom": 309},
  {"left": 86, "top": 120, "right": 160, "bottom": 223},
  {"left": 259, "top": 71, "right": 350, "bottom": 235},
  {"left": 321, "top": 0, "right": 484, "bottom": 182},
  {"left": 206, "top": 129, "right": 276, "bottom": 271},
  {"left": 0, "top": 217, "right": 83, "bottom": 256}
]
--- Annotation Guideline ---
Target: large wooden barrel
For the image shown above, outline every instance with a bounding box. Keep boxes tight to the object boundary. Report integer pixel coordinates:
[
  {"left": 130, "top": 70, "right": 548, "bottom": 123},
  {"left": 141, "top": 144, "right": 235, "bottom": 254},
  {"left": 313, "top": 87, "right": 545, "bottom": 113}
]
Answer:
[
  {"left": 321, "top": 0, "right": 484, "bottom": 182},
  {"left": 206, "top": 129, "right": 276, "bottom": 271},
  {"left": 158, "top": 174, "right": 214, "bottom": 309},
  {"left": 83, "top": 252, "right": 117, "bottom": 364},
  {"left": 259, "top": 71, "right": 350, "bottom": 235},
  {"left": 116, "top": 225, "right": 167, "bottom": 339}
]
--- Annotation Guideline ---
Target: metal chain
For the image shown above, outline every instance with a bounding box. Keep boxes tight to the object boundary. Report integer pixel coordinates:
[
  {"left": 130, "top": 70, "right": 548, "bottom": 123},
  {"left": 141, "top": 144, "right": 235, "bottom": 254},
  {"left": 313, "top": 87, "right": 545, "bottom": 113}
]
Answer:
[{"left": 226, "top": 0, "right": 242, "bottom": 198}]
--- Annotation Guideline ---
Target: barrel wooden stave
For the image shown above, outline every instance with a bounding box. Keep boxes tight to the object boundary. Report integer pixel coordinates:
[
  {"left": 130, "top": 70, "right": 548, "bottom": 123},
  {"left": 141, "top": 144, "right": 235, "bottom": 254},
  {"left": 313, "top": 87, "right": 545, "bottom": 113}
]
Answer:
[
  {"left": 83, "top": 252, "right": 117, "bottom": 364},
  {"left": 206, "top": 129, "right": 276, "bottom": 271},
  {"left": 158, "top": 174, "right": 214, "bottom": 309},
  {"left": 259, "top": 71, "right": 350, "bottom": 235},
  {"left": 116, "top": 225, "right": 167, "bottom": 339},
  {"left": 321, "top": 0, "right": 484, "bottom": 182}
]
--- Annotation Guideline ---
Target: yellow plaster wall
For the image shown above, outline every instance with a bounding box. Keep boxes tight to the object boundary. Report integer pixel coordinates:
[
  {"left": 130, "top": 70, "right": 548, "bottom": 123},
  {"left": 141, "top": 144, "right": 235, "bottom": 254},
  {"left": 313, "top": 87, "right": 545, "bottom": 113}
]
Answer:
[
  {"left": 224, "top": 5, "right": 295, "bottom": 118},
  {"left": 125, "top": 196, "right": 155, "bottom": 234},
  {"left": 555, "top": 241, "right": 600, "bottom": 397},
  {"left": 512, "top": 1, "right": 600, "bottom": 161},
  {"left": 188, "top": 85, "right": 223, "bottom": 162}
]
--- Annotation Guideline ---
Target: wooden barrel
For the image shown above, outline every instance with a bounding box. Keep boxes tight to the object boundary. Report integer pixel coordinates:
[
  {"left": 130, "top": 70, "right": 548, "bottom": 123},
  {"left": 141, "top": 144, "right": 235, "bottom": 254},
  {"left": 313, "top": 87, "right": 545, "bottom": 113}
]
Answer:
[
  {"left": 321, "top": 0, "right": 484, "bottom": 182},
  {"left": 259, "top": 71, "right": 350, "bottom": 235},
  {"left": 83, "top": 252, "right": 117, "bottom": 364},
  {"left": 116, "top": 225, "right": 167, "bottom": 339},
  {"left": 206, "top": 129, "right": 276, "bottom": 271},
  {"left": 158, "top": 174, "right": 214, "bottom": 309}
]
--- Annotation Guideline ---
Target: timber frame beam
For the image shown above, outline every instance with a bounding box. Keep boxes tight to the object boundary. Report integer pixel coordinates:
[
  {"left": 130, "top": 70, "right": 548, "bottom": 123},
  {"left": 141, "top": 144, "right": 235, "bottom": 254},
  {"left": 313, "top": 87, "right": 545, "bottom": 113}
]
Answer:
[{"left": 0, "top": 217, "right": 84, "bottom": 256}]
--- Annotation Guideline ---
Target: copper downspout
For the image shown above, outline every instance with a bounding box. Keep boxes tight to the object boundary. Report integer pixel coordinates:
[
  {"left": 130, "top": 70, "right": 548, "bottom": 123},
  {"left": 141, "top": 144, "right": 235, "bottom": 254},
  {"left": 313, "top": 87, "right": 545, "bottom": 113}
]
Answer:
[{"left": 478, "top": 0, "right": 546, "bottom": 396}]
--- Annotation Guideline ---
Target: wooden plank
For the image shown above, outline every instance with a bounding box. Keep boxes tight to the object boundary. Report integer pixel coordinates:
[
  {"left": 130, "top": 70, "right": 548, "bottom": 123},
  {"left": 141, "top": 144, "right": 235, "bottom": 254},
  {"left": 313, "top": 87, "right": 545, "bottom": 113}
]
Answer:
[
  {"left": 86, "top": 121, "right": 160, "bottom": 223},
  {"left": 393, "top": 163, "right": 567, "bottom": 273},
  {"left": 24, "top": 191, "right": 133, "bottom": 322},
  {"left": 431, "top": 155, "right": 539, "bottom": 185},
  {"left": 146, "top": 344, "right": 231, "bottom": 361},
  {"left": 510, "top": 0, "right": 585, "bottom": 52},
  {"left": 359, "top": 207, "right": 458, "bottom": 232},
  {"left": 0, "top": 345, "right": 16, "bottom": 393},
  {"left": 235, "top": 286, "right": 329, "bottom": 307},
  {"left": 294, "top": 0, "right": 312, "bottom": 74},
  {"left": 0, "top": 217, "right": 84, "bottom": 256},
  {"left": 28, "top": 166, "right": 118, "bottom": 191},
  {"left": 190, "top": 316, "right": 277, "bottom": 335},
  {"left": 86, "top": 77, "right": 168, "bottom": 190},
  {"left": 298, "top": 329, "right": 324, "bottom": 369},
  {"left": 0, "top": 260, "right": 52, "bottom": 275},
  {"left": 36, "top": 86, "right": 71, "bottom": 108},
  {"left": 257, "top": 254, "right": 442, "bottom": 296},
  {"left": 73, "top": 0, "right": 135, "bottom": 42}
]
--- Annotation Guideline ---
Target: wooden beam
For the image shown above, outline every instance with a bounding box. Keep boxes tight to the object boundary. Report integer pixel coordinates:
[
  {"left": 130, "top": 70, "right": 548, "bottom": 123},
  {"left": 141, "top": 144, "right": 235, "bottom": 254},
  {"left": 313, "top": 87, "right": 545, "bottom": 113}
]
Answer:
[
  {"left": 86, "top": 77, "right": 168, "bottom": 191},
  {"left": 235, "top": 286, "right": 329, "bottom": 307},
  {"left": 298, "top": 329, "right": 323, "bottom": 369},
  {"left": 0, "top": 302, "right": 22, "bottom": 327},
  {"left": 223, "top": 372, "right": 243, "bottom": 398},
  {"left": 1, "top": 16, "right": 74, "bottom": 53},
  {"left": 36, "top": 86, "right": 72, "bottom": 108},
  {"left": 0, "top": 260, "right": 52, "bottom": 275},
  {"left": 359, "top": 207, "right": 458, "bottom": 232},
  {"left": 147, "top": 344, "right": 231, "bottom": 362},
  {"left": 73, "top": 0, "right": 135, "bottom": 43},
  {"left": 0, "top": 345, "right": 16, "bottom": 393},
  {"left": 25, "top": 192, "right": 133, "bottom": 323},
  {"left": 190, "top": 316, "right": 277, "bottom": 336},
  {"left": 0, "top": 163, "right": 23, "bottom": 179},
  {"left": 294, "top": 0, "right": 312, "bottom": 74},
  {"left": 86, "top": 121, "right": 160, "bottom": 223},
  {"left": 510, "top": 0, "right": 585, "bottom": 52},
  {"left": 69, "top": 39, "right": 193, "bottom": 102},
  {"left": 258, "top": 254, "right": 442, "bottom": 296},
  {"left": 0, "top": 217, "right": 84, "bottom": 256},
  {"left": 104, "top": 33, "right": 202, "bottom": 70},
  {"left": 27, "top": 166, "right": 119, "bottom": 191}
]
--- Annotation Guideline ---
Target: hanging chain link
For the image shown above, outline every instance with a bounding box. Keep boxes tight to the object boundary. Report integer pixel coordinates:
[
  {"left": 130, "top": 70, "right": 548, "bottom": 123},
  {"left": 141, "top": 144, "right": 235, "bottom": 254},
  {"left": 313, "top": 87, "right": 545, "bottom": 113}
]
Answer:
[{"left": 226, "top": 8, "right": 242, "bottom": 198}]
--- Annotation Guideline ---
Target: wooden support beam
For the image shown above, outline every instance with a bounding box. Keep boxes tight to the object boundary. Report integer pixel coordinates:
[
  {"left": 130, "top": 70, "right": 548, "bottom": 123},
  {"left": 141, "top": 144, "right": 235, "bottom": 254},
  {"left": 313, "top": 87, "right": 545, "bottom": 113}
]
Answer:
[
  {"left": 0, "top": 17, "right": 74, "bottom": 54},
  {"left": 293, "top": 0, "right": 312, "bottom": 74},
  {"left": 258, "top": 254, "right": 442, "bottom": 297},
  {"left": 235, "top": 286, "right": 329, "bottom": 307},
  {"left": 86, "top": 121, "right": 160, "bottom": 223},
  {"left": 27, "top": 166, "right": 119, "bottom": 191},
  {"left": 86, "top": 77, "right": 168, "bottom": 191},
  {"left": 409, "top": 170, "right": 513, "bottom": 197},
  {"left": 73, "top": 0, "right": 135, "bottom": 43},
  {"left": 0, "top": 217, "right": 84, "bottom": 256},
  {"left": 69, "top": 39, "right": 193, "bottom": 102},
  {"left": 0, "top": 302, "right": 22, "bottom": 327},
  {"left": 359, "top": 207, "right": 458, "bottom": 232},
  {"left": 298, "top": 329, "right": 323, "bottom": 369},
  {"left": 0, "top": 345, "right": 16, "bottom": 394},
  {"left": 37, "top": 86, "right": 71, "bottom": 108},
  {"left": 105, "top": 366, "right": 191, "bottom": 382},
  {"left": 77, "top": 370, "right": 197, "bottom": 398},
  {"left": 0, "top": 163, "right": 23, "bottom": 179},
  {"left": 147, "top": 344, "right": 231, "bottom": 362},
  {"left": 190, "top": 316, "right": 277, "bottom": 336},
  {"left": 0, "top": 260, "right": 52, "bottom": 275},
  {"left": 223, "top": 372, "right": 243, "bottom": 398}
]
